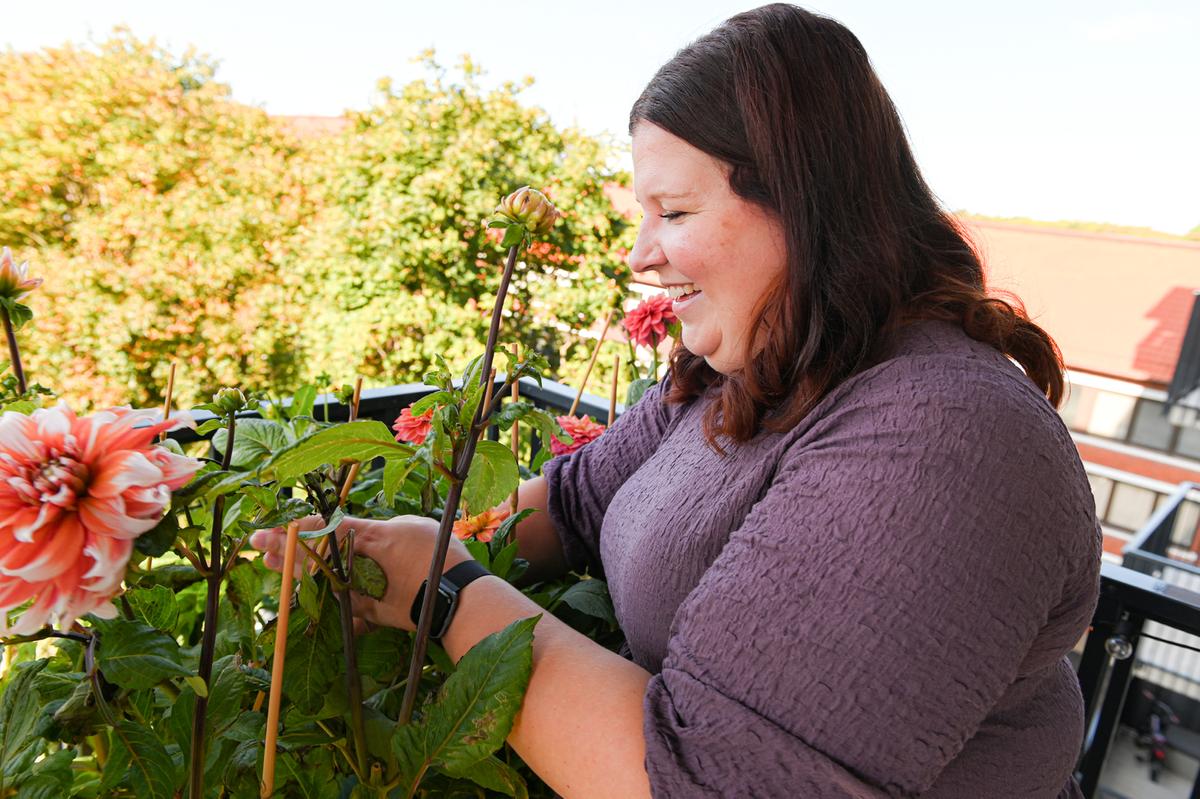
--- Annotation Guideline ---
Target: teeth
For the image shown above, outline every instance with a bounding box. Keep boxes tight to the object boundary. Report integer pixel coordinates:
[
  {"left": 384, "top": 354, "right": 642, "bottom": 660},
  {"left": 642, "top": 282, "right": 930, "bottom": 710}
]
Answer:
[{"left": 668, "top": 284, "right": 699, "bottom": 299}]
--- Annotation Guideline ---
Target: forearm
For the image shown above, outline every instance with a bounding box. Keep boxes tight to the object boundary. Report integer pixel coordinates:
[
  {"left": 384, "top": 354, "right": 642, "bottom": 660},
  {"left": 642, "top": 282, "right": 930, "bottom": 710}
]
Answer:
[
  {"left": 511, "top": 476, "right": 569, "bottom": 583},
  {"left": 442, "top": 576, "right": 653, "bottom": 799}
]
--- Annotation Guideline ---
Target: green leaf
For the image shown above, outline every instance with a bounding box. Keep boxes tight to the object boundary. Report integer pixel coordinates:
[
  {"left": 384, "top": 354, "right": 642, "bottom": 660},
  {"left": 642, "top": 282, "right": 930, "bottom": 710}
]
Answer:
[
  {"left": 490, "top": 541, "right": 520, "bottom": 581},
  {"left": 349, "top": 553, "right": 389, "bottom": 601},
  {"left": 500, "top": 223, "right": 526, "bottom": 249},
  {"left": 556, "top": 579, "right": 617, "bottom": 625},
  {"left": 410, "top": 390, "right": 452, "bottom": 415},
  {"left": 15, "top": 747, "right": 75, "bottom": 799},
  {"left": 530, "top": 447, "right": 552, "bottom": 475},
  {"left": 124, "top": 585, "right": 178, "bottom": 632},
  {"left": 297, "top": 507, "right": 344, "bottom": 540},
  {"left": 206, "top": 655, "right": 247, "bottom": 736},
  {"left": 356, "top": 627, "right": 410, "bottom": 680},
  {"left": 489, "top": 507, "right": 533, "bottom": 552},
  {"left": 523, "top": 407, "right": 571, "bottom": 446},
  {"left": 240, "top": 497, "right": 314, "bottom": 532},
  {"left": 94, "top": 618, "right": 191, "bottom": 690},
  {"left": 382, "top": 456, "right": 417, "bottom": 505},
  {"left": 0, "top": 299, "right": 33, "bottom": 329},
  {"left": 625, "top": 377, "right": 656, "bottom": 407},
  {"left": 464, "top": 538, "right": 490, "bottom": 569},
  {"left": 391, "top": 616, "right": 539, "bottom": 794},
  {"left": 134, "top": 510, "right": 178, "bottom": 557},
  {"left": 462, "top": 440, "right": 519, "bottom": 515},
  {"left": 212, "top": 418, "right": 293, "bottom": 469},
  {"left": 281, "top": 603, "right": 341, "bottom": 715},
  {"left": 444, "top": 754, "right": 528, "bottom": 799},
  {"left": 102, "top": 720, "right": 176, "bottom": 799},
  {"left": 289, "top": 384, "right": 318, "bottom": 420},
  {"left": 262, "top": 419, "right": 409, "bottom": 484},
  {"left": 1, "top": 659, "right": 48, "bottom": 789},
  {"left": 298, "top": 571, "right": 323, "bottom": 622},
  {"left": 279, "top": 751, "right": 340, "bottom": 798},
  {"left": 195, "top": 418, "right": 225, "bottom": 436}
]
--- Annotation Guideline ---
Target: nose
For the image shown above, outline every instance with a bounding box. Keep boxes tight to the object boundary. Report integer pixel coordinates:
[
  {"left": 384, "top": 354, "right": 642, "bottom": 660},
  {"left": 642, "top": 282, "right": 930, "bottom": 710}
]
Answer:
[{"left": 627, "top": 222, "right": 665, "bottom": 275}]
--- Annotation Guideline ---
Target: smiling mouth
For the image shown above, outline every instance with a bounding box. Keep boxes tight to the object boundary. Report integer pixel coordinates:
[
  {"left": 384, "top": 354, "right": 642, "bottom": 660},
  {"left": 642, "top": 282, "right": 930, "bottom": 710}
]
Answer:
[{"left": 667, "top": 283, "right": 700, "bottom": 300}]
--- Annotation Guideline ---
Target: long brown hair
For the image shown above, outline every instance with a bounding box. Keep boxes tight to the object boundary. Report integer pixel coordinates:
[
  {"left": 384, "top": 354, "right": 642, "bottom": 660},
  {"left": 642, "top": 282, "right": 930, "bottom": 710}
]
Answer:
[{"left": 629, "top": 3, "right": 1063, "bottom": 446}]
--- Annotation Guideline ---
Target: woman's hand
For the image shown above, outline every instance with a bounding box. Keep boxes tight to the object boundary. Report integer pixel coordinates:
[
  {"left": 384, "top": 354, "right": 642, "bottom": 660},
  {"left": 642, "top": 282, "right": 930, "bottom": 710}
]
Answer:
[{"left": 248, "top": 514, "right": 474, "bottom": 632}]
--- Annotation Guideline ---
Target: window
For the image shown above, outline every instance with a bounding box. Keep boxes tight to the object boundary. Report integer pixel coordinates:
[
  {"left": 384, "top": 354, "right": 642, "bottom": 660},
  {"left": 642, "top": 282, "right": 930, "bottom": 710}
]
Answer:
[
  {"left": 1085, "top": 391, "right": 1137, "bottom": 440},
  {"left": 1107, "top": 482, "right": 1160, "bottom": 531},
  {"left": 1088, "top": 474, "right": 1114, "bottom": 519},
  {"left": 1059, "top": 384, "right": 1086, "bottom": 430},
  {"left": 1129, "top": 399, "right": 1176, "bottom": 451},
  {"left": 1176, "top": 425, "right": 1200, "bottom": 460},
  {"left": 1170, "top": 499, "right": 1200, "bottom": 549}
]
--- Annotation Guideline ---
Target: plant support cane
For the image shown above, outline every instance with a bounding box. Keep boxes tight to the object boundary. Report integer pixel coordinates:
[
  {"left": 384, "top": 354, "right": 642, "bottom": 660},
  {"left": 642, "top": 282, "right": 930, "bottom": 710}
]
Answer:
[
  {"left": 261, "top": 521, "right": 301, "bottom": 798},
  {"left": 568, "top": 307, "right": 614, "bottom": 417},
  {"left": 399, "top": 187, "right": 559, "bottom": 724}
]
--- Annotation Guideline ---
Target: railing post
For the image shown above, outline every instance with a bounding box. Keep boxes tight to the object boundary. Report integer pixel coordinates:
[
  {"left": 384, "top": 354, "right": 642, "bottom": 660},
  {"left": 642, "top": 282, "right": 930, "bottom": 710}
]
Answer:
[{"left": 1076, "top": 611, "right": 1144, "bottom": 798}]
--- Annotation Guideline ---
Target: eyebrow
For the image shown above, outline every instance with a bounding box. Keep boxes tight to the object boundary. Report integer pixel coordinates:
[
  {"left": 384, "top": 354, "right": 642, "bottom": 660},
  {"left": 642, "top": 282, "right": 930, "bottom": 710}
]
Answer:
[{"left": 635, "top": 190, "right": 694, "bottom": 205}]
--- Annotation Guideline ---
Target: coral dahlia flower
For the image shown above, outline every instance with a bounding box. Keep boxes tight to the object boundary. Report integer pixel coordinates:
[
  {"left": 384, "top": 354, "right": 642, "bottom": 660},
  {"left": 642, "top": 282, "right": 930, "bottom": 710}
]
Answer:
[
  {"left": 0, "top": 404, "right": 201, "bottom": 634},
  {"left": 551, "top": 415, "right": 606, "bottom": 457},
  {"left": 453, "top": 507, "right": 510, "bottom": 544},
  {"left": 623, "top": 295, "right": 676, "bottom": 349},
  {"left": 392, "top": 405, "right": 434, "bottom": 445}
]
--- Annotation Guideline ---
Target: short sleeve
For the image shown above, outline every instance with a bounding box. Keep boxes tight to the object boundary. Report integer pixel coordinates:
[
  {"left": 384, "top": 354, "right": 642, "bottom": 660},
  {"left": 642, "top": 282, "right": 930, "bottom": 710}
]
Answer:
[
  {"left": 544, "top": 377, "right": 679, "bottom": 576},
  {"left": 641, "top": 362, "right": 1095, "bottom": 797}
]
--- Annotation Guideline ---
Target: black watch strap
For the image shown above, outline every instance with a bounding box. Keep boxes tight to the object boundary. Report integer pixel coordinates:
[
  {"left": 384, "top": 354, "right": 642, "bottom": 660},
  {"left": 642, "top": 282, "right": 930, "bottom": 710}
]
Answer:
[{"left": 410, "top": 560, "right": 491, "bottom": 640}]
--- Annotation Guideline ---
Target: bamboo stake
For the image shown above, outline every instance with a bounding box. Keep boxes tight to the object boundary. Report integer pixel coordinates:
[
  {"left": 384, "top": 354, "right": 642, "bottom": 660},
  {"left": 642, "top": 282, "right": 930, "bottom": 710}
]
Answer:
[
  {"left": 477, "top": 369, "right": 497, "bottom": 442},
  {"left": 159, "top": 362, "right": 176, "bottom": 443},
  {"left": 608, "top": 355, "right": 621, "bottom": 426},
  {"left": 261, "top": 521, "right": 300, "bottom": 799},
  {"left": 510, "top": 345, "right": 521, "bottom": 515},
  {"left": 568, "top": 308, "right": 614, "bottom": 417}
]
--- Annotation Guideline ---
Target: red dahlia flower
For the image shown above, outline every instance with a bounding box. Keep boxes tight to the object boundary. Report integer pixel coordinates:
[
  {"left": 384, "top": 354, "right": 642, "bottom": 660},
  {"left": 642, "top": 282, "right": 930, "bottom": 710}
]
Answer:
[
  {"left": 551, "top": 415, "right": 606, "bottom": 457},
  {"left": 392, "top": 405, "right": 434, "bottom": 445},
  {"left": 623, "top": 295, "right": 677, "bottom": 349}
]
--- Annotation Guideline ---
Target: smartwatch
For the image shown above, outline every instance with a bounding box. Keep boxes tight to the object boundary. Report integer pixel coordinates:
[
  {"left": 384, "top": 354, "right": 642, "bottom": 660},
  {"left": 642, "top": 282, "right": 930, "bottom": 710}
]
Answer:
[{"left": 409, "top": 560, "right": 492, "bottom": 640}]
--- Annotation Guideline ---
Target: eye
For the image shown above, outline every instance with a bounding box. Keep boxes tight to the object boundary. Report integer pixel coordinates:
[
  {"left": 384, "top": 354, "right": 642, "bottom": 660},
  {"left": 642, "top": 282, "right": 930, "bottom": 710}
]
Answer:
[{"left": 659, "top": 211, "right": 686, "bottom": 221}]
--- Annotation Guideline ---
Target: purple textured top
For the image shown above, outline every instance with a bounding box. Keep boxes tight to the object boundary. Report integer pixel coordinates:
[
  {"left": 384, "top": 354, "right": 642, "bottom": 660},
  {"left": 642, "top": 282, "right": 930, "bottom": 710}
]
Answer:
[{"left": 544, "top": 320, "right": 1100, "bottom": 798}]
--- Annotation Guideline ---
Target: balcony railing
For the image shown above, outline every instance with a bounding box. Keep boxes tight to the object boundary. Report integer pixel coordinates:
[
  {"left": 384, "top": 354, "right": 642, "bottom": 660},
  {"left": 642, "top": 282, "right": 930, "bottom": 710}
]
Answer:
[
  {"left": 1077, "top": 482, "right": 1200, "bottom": 797},
  {"left": 169, "top": 374, "right": 621, "bottom": 464}
]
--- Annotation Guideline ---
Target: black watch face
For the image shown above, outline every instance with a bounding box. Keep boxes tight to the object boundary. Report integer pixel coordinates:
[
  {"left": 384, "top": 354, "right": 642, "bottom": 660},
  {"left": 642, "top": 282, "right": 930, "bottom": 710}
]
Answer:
[{"left": 432, "top": 586, "right": 455, "bottom": 637}]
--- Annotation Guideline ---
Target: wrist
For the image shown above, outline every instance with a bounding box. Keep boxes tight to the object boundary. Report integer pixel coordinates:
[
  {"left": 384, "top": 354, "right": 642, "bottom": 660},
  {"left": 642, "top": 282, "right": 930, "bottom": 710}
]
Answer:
[{"left": 409, "top": 559, "right": 492, "bottom": 640}]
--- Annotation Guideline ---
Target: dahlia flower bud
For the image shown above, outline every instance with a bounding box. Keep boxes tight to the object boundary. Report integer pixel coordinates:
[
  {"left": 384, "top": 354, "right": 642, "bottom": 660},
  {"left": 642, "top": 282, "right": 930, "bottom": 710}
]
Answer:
[
  {"left": 493, "top": 186, "right": 560, "bottom": 237},
  {"left": 0, "top": 247, "right": 41, "bottom": 302},
  {"left": 213, "top": 387, "right": 248, "bottom": 415}
]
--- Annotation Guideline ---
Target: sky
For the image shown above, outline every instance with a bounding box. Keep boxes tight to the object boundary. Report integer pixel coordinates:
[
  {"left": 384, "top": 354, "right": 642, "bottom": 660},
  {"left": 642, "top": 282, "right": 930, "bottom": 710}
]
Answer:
[{"left": 4, "top": 0, "right": 1198, "bottom": 234}]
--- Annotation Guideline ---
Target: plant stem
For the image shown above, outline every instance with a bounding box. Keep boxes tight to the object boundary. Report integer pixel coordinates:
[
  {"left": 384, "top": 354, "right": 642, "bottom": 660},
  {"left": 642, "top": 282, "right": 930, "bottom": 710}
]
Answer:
[
  {"left": 400, "top": 243, "right": 520, "bottom": 724},
  {"left": 327, "top": 531, "right": 370, "bottom": 778},
  {"left": 1, "top": 306, "right": 26, "bottom": 394},
  {"left": 189, "top": 413, "right": 236, "bottom": 799}
]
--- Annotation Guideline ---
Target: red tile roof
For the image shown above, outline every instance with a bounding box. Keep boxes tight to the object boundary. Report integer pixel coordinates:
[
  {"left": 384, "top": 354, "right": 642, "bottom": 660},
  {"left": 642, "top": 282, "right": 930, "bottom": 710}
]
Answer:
[
  {"left": 274, "top": 115, "right": 350, "bottom": 139},
  {"left": 970, "top": 221, "right": 1200, "bottom": 387}
]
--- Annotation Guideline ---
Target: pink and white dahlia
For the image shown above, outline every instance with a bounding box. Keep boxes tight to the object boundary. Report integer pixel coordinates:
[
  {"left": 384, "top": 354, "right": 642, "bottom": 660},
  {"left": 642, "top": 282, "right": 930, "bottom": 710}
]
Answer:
[{"left": 0, "top": 404, "right": 201, "bottom": 634}]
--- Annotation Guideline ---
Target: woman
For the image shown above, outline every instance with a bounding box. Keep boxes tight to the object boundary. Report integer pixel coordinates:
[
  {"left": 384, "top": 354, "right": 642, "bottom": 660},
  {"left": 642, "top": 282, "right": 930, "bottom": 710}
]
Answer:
[{"left": 254, "top": 5, "right": 1100, "bottom": 796}]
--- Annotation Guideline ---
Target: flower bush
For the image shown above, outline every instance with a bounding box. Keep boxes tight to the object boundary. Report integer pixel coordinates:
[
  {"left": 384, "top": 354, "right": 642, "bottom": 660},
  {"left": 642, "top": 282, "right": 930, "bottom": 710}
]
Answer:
[
  {"left": 551, "top": 414, "right": 607, "bottom": 457},
  {"left": 0, "top": 187, "right": 624, "bottom": 799}
]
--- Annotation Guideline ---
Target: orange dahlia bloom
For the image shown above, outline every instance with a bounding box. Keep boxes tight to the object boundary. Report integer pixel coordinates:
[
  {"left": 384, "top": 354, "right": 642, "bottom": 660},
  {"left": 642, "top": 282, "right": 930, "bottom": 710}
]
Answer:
[
  {"left": 623, "top": 295, "right": 676, "bottom": 348},
  {"left": 392, "top": 405, "right": 434, "bottom": 445},
  {"left": 551, "top": 415, "right": 606, "bottom": 457},
  {"left": 453, "top": 507, "right": 511, "bottom": 544},
  {"left": 0, "top": 405, "right": 201, "bottom": 634}
]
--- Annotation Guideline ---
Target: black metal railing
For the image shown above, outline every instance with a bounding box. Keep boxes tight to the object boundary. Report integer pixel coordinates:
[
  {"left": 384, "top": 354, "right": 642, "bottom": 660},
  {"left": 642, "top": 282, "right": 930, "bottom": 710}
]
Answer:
[
  {"left": 1076, "top": 482, "right": 1200, "bottom": 798},
  {"left": 169, "top": 375, "right": 620, "bottom": 444}
]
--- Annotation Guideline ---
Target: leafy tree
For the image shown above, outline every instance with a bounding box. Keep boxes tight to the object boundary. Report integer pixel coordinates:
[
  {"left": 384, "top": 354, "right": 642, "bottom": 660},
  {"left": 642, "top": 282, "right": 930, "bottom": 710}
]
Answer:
[{"left": 291, "top": 54, "right": 633, "bottom": 389}]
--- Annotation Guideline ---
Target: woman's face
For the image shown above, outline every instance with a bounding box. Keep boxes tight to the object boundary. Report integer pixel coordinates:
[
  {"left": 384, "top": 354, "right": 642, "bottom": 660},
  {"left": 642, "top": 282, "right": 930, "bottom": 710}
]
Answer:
[{"left": 628, "top": 122, "right": 788, "bottom": 375}]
